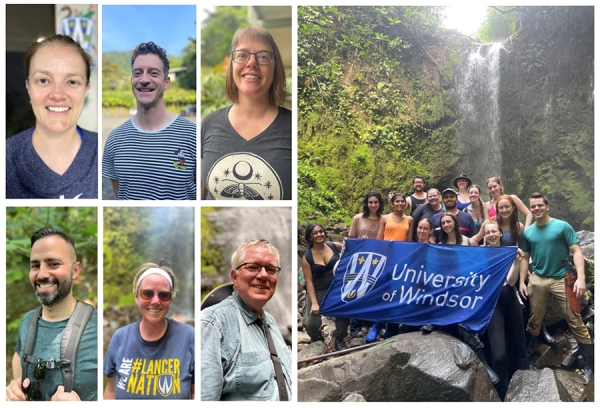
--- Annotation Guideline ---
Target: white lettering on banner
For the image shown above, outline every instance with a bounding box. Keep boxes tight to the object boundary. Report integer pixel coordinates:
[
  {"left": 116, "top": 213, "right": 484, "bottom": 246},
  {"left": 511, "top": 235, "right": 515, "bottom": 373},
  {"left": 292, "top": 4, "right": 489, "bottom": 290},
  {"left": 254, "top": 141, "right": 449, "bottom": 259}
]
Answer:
[{"left": 391, "top": 263, "right": 491, "bottom": 292}]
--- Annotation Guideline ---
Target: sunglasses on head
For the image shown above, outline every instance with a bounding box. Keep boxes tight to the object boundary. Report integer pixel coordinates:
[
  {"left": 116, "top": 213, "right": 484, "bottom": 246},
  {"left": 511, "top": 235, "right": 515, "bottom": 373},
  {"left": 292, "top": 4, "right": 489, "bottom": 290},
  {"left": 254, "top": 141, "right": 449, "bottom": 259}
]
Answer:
[{"left": 138, "top": 289, "right": 172, "bottom": 302}]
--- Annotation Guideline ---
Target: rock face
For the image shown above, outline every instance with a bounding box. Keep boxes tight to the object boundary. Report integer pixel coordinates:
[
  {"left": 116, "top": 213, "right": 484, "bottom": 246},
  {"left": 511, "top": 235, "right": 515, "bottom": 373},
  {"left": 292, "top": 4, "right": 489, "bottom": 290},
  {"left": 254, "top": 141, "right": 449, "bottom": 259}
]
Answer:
[
  {"left": 505, "top": 368, "right": 589, "bottom": 402},
  {"left": 298, "top": 331, "right": 500, "bottom": 402}
]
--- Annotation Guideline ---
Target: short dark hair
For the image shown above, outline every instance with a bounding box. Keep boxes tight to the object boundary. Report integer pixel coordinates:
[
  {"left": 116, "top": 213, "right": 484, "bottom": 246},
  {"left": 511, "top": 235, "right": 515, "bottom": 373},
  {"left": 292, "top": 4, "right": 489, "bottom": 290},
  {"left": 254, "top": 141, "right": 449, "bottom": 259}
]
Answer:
[
  {"left": 131, "top": 42, "right": 170, "bottom": 77},
  {"left": 412, "top": 176, "right": 425, "bottom": 184},
  {"left": 31, "top": 228, "right": 77, "bottom": 259},
  {"left": 530, "top": 192, "right": 549, "bottom": 205},
  {"left": 24, "top": 34, "right": 93, "bottom": 85}
]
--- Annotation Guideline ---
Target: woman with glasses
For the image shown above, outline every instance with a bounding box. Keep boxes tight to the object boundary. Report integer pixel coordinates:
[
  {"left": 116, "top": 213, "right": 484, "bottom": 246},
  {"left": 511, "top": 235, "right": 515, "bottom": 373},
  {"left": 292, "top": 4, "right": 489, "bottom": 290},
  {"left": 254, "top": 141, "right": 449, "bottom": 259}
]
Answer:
[
  {"left": 301, "top": 224, "right": 349, "bottom": 351},
  {"left": 201, "top": 26, "right": 291, "bottom": 200},
  {"left": 103, "top": 262, "right": 194, "bottom": 399}
]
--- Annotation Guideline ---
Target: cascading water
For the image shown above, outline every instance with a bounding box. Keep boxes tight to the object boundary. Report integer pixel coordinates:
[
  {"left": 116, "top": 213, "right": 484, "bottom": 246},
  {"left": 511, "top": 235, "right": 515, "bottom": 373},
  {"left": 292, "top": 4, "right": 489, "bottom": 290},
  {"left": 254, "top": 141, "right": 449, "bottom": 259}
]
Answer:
[{"left": 455, "top": 43, "right": 504, "bottom": 187}]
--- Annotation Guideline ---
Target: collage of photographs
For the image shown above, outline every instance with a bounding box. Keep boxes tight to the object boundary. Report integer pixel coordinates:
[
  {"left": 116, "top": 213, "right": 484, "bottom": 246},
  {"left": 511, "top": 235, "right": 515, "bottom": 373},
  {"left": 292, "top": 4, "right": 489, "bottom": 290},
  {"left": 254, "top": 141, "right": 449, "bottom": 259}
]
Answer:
[{"left": 1, "top": 2, "right": 596, "bottom": 404}]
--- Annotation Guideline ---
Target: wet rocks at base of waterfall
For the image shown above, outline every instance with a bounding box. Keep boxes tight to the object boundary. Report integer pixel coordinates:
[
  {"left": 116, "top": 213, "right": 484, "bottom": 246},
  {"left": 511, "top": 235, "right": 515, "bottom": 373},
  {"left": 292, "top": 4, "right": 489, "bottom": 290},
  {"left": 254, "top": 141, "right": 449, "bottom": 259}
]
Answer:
[
  {"left": 298, "top": 331, "right": 501, "bottom": 402},
  {"left": 505, "top": 368, "right": 590, "bottom": 402}
]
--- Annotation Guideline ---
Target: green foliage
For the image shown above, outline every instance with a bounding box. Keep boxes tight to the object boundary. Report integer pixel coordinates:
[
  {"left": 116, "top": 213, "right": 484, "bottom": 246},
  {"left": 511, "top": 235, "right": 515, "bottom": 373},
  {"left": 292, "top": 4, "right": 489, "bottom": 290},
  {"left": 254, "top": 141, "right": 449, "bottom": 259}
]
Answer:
[
  {"left": 6, "top": 207, "right": 97, "bottom": 376},
  {"left": 474, "top": 7, "right": 519, "bottom": 43},
  {"left": 102, "top": 89, "right": 196, "bottom": 109},
  {"left": 200, "top": 65, "right": 229, "bottom": 117},
  {"left": 298, "top": 6, "right": 449, "bottom": 224},
  {"left": 200, "top": 208, "right": 226, "bottom": 277},
  {"left": 201, "top": 6, "right": 249, "bottom": 67},
  {"left": 178, "top": 37, "right": 197, "bottom": 90},
  {"left": 103, "top": 207, "right": 195, "bottom": 308}
]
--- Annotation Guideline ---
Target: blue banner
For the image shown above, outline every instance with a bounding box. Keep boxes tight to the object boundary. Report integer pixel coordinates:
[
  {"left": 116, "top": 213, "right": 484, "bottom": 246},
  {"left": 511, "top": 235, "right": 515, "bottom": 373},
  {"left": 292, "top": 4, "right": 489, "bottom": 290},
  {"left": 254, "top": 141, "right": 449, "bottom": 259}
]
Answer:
[{"left": 320, "top": 239, "right": 517, "bottom": 333}]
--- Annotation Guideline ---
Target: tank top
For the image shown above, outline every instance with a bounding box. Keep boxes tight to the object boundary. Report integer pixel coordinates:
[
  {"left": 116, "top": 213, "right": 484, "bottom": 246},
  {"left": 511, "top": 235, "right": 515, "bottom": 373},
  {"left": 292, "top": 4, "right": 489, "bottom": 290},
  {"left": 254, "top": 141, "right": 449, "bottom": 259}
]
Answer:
[
  {"left": 383, "top": 215, "right": 410, "bottom": 241},
  {"left": 304, "top": 242, "right": 340, "bottom": 295},
  {"left": 502, "top": 229, "right": 517, "bottom": 246},
  {"left": 410, "top": 195, "right": 427, "bottom": 215}
]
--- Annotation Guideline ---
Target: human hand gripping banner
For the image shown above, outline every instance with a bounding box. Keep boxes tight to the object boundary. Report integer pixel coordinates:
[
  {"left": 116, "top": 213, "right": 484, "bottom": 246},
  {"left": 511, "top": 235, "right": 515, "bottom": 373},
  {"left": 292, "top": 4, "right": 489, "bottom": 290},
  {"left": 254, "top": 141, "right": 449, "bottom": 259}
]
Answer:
[{"left": 320, "top": 239, "right": 517, "bottom": 334}]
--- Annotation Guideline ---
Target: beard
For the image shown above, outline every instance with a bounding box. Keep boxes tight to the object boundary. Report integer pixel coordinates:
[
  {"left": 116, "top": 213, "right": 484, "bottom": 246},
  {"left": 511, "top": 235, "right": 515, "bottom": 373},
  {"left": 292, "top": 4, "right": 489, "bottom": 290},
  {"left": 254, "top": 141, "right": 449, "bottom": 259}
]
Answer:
[{"left": 34, "top": 275, "right": 73, "bottom": 306}]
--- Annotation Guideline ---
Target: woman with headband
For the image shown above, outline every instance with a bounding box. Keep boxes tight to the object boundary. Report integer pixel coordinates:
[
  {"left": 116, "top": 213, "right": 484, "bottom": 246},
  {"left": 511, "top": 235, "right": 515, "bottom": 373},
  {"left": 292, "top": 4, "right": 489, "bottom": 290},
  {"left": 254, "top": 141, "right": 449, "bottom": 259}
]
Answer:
[{"left": 103, "top": 262, "right": 194, "bottom": 399}]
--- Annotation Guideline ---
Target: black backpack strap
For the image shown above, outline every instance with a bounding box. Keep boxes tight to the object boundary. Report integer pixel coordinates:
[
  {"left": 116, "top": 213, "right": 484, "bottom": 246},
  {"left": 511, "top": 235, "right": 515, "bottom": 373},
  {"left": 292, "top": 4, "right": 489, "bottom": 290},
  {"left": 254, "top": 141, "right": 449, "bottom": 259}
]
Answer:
[
  {"left": 21, "top": 306, "right": 43, "bottom": 386},
  {"left": 60, "top": 302, "right": 94, "bottom": 393},
  {"left": 326, "top": 241, "right": 338, "bottom": 254}
]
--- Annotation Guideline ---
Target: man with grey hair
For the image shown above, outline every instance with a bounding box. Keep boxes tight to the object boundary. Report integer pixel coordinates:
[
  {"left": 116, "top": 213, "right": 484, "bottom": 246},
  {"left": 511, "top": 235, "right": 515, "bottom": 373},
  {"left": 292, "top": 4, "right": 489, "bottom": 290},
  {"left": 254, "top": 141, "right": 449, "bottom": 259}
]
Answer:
[
  {"left": 102, "top": 41, "right": 196, "bottom": 200},
  {"left": 201, "top": 239, "right": 291, "bottom": 401},
  {"left": 6, "top": 228, "right": 97, "bottom": 401}
]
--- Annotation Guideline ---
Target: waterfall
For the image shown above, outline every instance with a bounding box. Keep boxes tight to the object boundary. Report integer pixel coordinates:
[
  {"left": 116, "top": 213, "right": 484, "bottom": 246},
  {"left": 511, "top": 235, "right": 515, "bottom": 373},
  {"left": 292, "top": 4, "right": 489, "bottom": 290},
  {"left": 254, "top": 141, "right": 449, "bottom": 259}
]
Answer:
[{"left": 455, "top": 43, "right": 504, "bottom": 187}]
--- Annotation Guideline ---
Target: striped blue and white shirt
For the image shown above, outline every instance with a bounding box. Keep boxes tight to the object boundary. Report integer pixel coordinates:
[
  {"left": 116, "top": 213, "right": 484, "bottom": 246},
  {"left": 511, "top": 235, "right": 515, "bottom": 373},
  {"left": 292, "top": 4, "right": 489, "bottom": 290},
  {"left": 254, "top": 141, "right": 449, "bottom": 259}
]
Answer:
[{"left": 102, "top": 115, "right": 196, "bottom": 200}]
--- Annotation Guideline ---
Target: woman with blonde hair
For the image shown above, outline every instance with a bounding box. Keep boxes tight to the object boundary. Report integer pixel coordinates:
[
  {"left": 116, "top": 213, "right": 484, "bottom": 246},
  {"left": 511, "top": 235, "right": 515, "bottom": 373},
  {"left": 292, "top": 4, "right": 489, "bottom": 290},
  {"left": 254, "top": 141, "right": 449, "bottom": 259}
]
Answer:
[
  {"left": 201, "top": 26, "right": 291, "bottom": 200},
  {"left": 6, "top": 35, "right": 97, "bottom": 198},
  {"left": 104, "top": 261, "right": 194, "bottom": 399}
]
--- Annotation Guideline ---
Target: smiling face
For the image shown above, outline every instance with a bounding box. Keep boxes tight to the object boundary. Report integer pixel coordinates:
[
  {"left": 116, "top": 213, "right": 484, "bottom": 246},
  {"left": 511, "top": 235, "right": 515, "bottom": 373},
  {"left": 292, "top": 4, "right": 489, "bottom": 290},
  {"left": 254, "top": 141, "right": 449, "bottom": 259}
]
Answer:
[
  {"left": 442, "top": 192, "right": 457, "bottom": 209},
  {"left": 497, "top": 198, "right": 515, "bottom": 219},
  {"left": 367, "top": 196, "right": 380, "bottom": 215},
  {"left": 231, "top": 246, "right": 279, "bottom": 315},
  {"left": 487, "top": 181, "right": 502, "bottom": 199},
  {"left": 413, "top": 178, "right": 425, "bottom": 193},
  {"left": 26, "top": 44, "right": 89, "bottom": 136},
  {"left": 310, "top": 225, "right": 325, "bottom": 244},
  {"left": 456, "top": 178, "right": 468, "bottom": 191},
  {"left": 393, "top": 196, "right": 407, "bottom": 213},
  {"left": 427, "top": 190, "right": 440, "bottom": 207},
  {"left": 484, "top": 223, "right": 502, "bottom": 246},
  {"left": 441, "top": 215, "right": 455, "bottom": 233},
  {"left": 468, "top": 186, "right": 480, "bottom": 202},
  {"left": 231, "top": 36, "right": 275, "bottom": 102},
  {"left": 131, "top": 53, "right": 170, "bottom": 108},
  {"left": 29, "top": 235, "right": 80, "bottom": 306},
  {"left": 135, "top": 273, "right": 172, "bottom": 325},
  {"left": 529, "top": 197, "right": 550, "bottom": 222},
  {"left": 416, "top": 219, "right": 433, "bottom": 242}
]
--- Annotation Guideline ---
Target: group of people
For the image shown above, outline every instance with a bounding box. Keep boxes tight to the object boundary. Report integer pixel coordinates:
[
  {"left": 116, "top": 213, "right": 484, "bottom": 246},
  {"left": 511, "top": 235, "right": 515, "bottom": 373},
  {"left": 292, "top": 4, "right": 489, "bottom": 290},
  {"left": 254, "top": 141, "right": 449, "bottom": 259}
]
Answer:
[
  {"left": 7, "top": 25, "right": 291, "bottom": 201},
  {"left": 7, "top": 227, "right": 291, "bottom": 401},
  {"left": 301, "top": 174, "right": 594, "bottom": 395}
]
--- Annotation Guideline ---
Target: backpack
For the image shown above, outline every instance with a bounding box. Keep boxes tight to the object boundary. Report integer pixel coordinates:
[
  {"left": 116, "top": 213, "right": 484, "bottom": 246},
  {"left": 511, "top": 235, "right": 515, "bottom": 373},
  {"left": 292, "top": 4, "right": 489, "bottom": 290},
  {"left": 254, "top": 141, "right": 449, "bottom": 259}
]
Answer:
[{"left": 21, "top": 301, "right": 94, "bottom": 398}]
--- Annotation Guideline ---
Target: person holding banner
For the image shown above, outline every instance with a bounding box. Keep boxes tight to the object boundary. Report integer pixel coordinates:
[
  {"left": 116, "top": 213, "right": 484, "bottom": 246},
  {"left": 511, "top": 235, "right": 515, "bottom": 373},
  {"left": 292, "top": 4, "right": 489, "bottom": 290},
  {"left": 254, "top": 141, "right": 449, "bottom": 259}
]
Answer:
[
  {"left": 483, "top": 221, "right": 528, "bottom": 398},
  {"left": 6, "top": 35, "right": 98, "bottom": 199},
  {"left": 519, "top": 192, "right": 593, "bottom": 384},
  {"left": 348, "top": 191, "right": 384, "bottom": 239},
  {"left": 348, "top": 192, "right": 383, "bottom": 337},
  {"left": 471, "top": 194, "right": 524, "bottom": 246},
  {"left": 301, "top": 224, "right": 349, "bottom": 351},
  {"left": 416, "top": 218, "right": 436, "bottom": 243}
]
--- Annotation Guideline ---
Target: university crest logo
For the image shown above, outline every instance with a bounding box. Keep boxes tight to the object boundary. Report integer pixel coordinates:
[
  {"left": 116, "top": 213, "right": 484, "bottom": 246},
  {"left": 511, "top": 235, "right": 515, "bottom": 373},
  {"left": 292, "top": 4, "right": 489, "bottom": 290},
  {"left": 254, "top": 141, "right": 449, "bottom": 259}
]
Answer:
[
  {"left": 341, "top": 252, "right": 386, "bottom": 303},
  {"left": 157, "top": 374, "right": 174, "bottom": 397}
]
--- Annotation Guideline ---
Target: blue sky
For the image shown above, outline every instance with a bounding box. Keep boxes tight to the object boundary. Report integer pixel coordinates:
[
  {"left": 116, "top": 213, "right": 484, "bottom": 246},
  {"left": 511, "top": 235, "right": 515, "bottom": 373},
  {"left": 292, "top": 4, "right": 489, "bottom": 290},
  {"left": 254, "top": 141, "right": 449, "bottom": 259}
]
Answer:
[{"left": 102, "top": 5, "right": 196, "bottom": 56}]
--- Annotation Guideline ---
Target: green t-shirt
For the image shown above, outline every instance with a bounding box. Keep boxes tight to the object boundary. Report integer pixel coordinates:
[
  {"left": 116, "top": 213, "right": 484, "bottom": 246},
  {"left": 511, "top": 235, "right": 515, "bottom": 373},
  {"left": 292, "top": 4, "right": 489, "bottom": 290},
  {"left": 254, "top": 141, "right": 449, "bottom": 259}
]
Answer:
[
  {"left": 15, "top": 304, "right": 98, "bottom": 401},
  {"left": 520, "top": 218, "right": 579, "bottom": 278}
]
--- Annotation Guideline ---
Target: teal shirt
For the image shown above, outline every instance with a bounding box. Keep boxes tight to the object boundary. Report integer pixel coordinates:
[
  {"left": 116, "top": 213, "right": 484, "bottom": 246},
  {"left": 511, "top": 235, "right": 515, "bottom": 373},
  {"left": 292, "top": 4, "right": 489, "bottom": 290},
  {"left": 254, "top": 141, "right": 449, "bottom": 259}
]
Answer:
[
  {"left": 520, "top": 218, "right": 579, "bottom": 278},
  {"left": 200, "top": 292, "right": 292, "bottom": 401},
  {"left": 16, "top": 304, "right": 98, "bottom": 401}
]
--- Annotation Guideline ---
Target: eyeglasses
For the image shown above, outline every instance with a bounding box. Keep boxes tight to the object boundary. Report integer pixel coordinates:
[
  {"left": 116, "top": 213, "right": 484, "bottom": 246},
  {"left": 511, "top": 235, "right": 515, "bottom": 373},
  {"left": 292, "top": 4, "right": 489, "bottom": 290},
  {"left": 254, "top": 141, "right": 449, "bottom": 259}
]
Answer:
[
  {"left": 24, "top": 359, "right": 47, "bottom": 401},
  {"left": 236, "top": 262, "right": 281, "bottom": 275},
  {"left": 139, "top": 289, "right": 172, "bottom": 302},
  {"left": 231, "top": 50, "right": 275, "bottom": 65},
  {"left": 427, "top": 195, "right": 439, "bottom": 199}
]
